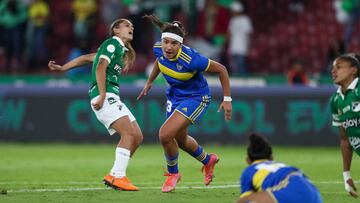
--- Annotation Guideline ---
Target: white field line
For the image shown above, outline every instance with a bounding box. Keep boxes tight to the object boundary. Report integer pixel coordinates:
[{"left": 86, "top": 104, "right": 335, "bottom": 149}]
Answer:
[
  {"left": 1, "top": 180, "right": 358, "bottom": 194},
  {"left": 6, "top": 185, "right": 239, "bottom": 193},
  {"left": 0, "top": 180, "right": 358, "bottom": 185}
]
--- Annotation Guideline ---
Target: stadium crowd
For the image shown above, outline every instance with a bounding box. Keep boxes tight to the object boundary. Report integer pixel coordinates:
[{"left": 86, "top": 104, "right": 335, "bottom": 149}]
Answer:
[{"left": 0, "top": 0, "right": 359, "bottom": 78}]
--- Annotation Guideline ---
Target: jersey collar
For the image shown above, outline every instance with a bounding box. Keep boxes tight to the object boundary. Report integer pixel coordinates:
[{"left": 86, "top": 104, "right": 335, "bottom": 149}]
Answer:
[
  {"left": 337, "top": 77, "right": 359, "bottom": 98},
  {"left": 112, "top": 36, "right": 125, "bottom": 47},
  {"left": 112, "top": 36, "right": 129, "bottom": 51},
  {"left": 251, "top": 159, "right": 270, "bottom": 164}
]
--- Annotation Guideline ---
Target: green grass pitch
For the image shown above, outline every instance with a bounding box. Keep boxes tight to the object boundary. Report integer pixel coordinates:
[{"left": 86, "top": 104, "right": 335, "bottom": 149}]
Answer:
[{"left": 0, "top": 143, "right": 359, "bottom": 203}]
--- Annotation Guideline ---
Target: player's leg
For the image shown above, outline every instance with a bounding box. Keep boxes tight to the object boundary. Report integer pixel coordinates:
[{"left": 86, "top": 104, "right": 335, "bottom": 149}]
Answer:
[
  {"left": 158, "top": 111, "right": 190, "bottom": 192},
  {"left": 128, "top": 120, "right": 143, "bottom": 157},
  {"left": 176, "top": 130, "right": 219, "bottom": 185},
  {"left": 174, "top": 96, "right": 218, "bottom": 185},
  {"left": 91, "top": 94, "right": 140, "bottom": 191},
  {"left": 104, "top": 115, "right": 139, "bottom": 191},
  {"left": 236, "top": 191, "right": 276, "bottom": 203}
]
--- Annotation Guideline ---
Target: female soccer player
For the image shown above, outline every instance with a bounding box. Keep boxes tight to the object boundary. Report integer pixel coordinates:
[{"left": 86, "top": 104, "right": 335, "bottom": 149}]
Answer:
[
  {"left": 330, "top": 53, "right": 360, "bottom": 198},
  {"left": 237, "top": 133, "right": 323, "bottom": 203},
  {"left": 137, "top": 14, "right": 232, "bottom": 192},
  {"left": 48, "top": 18, "right": 143, "bottom": 191}
]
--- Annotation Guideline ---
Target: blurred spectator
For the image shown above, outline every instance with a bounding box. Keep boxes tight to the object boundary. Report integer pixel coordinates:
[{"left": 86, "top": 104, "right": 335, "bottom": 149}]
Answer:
[
  {"left": 0, "top": 0, "right": 28, "bottom": 73},
  {"left": 191, "top": 0, "right": 230, "bottom": 61},
  {"left": 324, "top": 39, "right": 345, "bottom": 74},
  {"left": 287, "top": 59, "right": 309, "bottom": 85},
  {"left": 340, "top": 0, "right": 360, "bottom": 50},
  {"left": 71, "top": 0, "right": 97, "bottom": 40},
  {"left": 227, "top": 1, "right": 252, "bottom": 75},
  {"left": 25, "top": 0, "right": 49, "bottom": 72},
  {"left": 66, "top": 39, "right": 91, "bottom": 76},
  {"left": 99, "top": 0, "right": 127, "bottom": 28}
]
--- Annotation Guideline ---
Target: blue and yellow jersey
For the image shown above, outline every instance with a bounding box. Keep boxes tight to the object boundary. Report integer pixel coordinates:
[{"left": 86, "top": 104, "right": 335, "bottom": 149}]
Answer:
[
  {"left": 153, "top": 42, "right": 211, "bottom": 99},
  {"left": 240, "top": 160, "right": 300, "bottom": 198}
]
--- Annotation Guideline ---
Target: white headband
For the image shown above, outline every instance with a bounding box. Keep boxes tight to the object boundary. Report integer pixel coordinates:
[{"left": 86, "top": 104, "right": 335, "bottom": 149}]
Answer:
[{"left": 161, "top": 32, "right": 183, "bottom": 43}]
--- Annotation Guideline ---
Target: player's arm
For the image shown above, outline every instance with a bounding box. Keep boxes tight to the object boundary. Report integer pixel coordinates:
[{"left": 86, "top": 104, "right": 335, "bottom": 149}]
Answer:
[
  {"left": 48, "top": 53, "right": 96, "bottom": 72},
  {"left": 206, "top": 60, "right": 232, "bottom": 121},
  {"left": 339, "top": 126, "right": 358, "bottom": 198},
  {"left": 91, "top": 58, "right": 108, "bottom": 110},
  {"left": 137, "top": 59, "right": 160, "bottom": 100}
]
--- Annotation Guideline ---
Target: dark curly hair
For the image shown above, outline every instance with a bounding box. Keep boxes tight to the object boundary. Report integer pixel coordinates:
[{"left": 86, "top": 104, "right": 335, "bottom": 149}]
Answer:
[{"left": 247, "top": 133, "right": 273, "bottom": 162}]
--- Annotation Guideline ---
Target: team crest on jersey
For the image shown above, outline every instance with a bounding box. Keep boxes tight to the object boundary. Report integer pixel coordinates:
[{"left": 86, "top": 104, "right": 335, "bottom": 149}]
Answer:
[
  {"left": 176, "top": 63, "right": 183, "bottom": 71},
  {"left": 352, "top": 101, "right": 360, "bottom": 112},
  {"left": 107, "top": 44, "right": 115, "bottom": 53}
]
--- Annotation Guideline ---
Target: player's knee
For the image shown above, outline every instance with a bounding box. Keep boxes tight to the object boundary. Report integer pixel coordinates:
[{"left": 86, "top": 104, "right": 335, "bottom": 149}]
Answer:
[
  {"left": 158, "top": 128, "right": 172, "bottom": 143},
  {"left": 135, "top": 131, "right": 144, "bottom": 145}
]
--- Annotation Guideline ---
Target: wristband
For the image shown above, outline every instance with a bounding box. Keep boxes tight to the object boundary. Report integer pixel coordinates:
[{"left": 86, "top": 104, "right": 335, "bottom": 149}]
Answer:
[
  {"left": 224, "top": 96, "right": 232, "bottom": 102},
  {"left": 343, "top": 171, "right": 351, "bottom": 181}
]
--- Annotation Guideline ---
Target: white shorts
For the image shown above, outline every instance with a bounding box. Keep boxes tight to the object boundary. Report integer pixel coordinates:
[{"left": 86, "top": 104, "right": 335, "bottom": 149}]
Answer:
[{"left": 90, "top": 93, "right": 135, "bottom": 135}]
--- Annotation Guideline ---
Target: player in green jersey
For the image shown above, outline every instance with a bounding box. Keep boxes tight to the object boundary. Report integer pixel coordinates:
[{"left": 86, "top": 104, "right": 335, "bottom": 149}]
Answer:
[
  {"left": 330, "top": 53, "right": 360, "bottom": 198},
  {"left": 48, "top": 19, "right": 142, "bottom": 191}
]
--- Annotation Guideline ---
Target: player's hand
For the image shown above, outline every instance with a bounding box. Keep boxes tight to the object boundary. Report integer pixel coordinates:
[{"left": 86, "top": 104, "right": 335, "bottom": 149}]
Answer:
[
  {"left": 345, "top": 178, "right": 358, "bottom": 198},
  {"left": 217, "top": 101, "right": 232, "bottom": 121},
  {"left": 48, "top": 61, "right": 64, "bottom": 72},
  {"left": 137, "top": 82, "right": 152, "bottom": 100},
  {"left": 92, "top": 95, "right": 105, "bottom": 111}
]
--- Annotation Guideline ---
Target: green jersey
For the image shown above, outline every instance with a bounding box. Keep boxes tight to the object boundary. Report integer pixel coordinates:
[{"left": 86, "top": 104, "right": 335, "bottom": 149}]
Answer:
[
  {"left": 88, "top": 36, "right": 126, "bottom": 99},
  {"left": 330, "top": 77, "right": 360, "bottom": 155}
]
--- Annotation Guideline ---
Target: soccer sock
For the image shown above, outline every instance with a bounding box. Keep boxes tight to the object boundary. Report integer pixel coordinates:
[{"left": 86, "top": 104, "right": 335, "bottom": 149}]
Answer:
[
  {"left": 190, "top": 145, "right": 210, "bottom": 165},
  {"left": 166, "top": 153, "right": 179, "bottom": 174},
  {"left": 110, "top": 147, "right": 130, "bottom": 178}
]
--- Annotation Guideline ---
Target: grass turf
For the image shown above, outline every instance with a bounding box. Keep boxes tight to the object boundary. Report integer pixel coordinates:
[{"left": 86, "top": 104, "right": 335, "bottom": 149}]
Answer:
[{"left": 0, "top": 143, "right": 359, "bottom": 203}]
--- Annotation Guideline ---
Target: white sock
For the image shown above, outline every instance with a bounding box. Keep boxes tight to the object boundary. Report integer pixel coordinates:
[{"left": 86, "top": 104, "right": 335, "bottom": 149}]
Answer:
[{"left": 110, "top": 147, "right": 130, "bottom": 178}]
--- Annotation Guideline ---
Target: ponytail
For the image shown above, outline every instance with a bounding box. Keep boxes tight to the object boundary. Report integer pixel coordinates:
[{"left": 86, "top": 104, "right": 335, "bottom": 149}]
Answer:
[{"left": 143, "top": 14, "right": 187, "bottom": 37}]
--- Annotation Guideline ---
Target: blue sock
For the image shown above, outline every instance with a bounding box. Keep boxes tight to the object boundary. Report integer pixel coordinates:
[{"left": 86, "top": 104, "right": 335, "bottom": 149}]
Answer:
[
  {"left": 166, "top": 153, "right": 179, "bottom": 174},
  {"left": 190, "top": 146, "right": 210, "bottom": 165}
]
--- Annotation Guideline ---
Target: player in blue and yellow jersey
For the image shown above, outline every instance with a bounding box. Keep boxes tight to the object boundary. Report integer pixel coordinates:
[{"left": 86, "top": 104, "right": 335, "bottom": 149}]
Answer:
[
  {"left": 48, "top": 19, "right": 143, "bottom": 191},
  {"left": 330, "top": 53, "right": 360, "bottom": 198},
  {"left": 237, "top": 133, "right": 323, "bottom": 203},
  {"left": 137, "top": 14, "right": 232, "bottom": 192}
]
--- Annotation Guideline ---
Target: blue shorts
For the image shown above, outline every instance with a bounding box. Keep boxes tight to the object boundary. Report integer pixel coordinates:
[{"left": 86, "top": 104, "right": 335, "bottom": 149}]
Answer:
[
  {"left": 268, "top": 173, "right": 323, "bottom": 203},
  {"left": 166, "top": 95, "right": 211, "bottom": 124}
]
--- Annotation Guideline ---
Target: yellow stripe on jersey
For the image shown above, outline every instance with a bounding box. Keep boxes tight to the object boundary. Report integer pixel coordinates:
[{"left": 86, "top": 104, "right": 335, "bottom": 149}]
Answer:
[
  {"left": 252, "top": 169, "right": 271, "bottom": 191},
  {"left": 204, "top": 59, "right": 211, "bottom": 71},
  {"left": 181, "top": 51, "right": 191, "bottom": 60},
  {"left": 240, "top": 191, "right": 253, "bottom": 198},
  {"left": 266, "top": 190, "right": 279, "bottom": 203},
  {"left": 157, "top": 61, "right": 196, "bottom": 81},
  {"left": 179, "top": 55, "right": 191, "bottom": 63}
]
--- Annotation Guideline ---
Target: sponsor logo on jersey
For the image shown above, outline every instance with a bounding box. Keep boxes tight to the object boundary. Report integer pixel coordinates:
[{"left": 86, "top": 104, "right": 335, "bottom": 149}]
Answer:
[
  {"left": 114, "top": 64, "right": 122, "bottom": 74},
  {"left": 352, "top": 101, "right": 360, "bottom": 112},
  {"left": 108, "top": 97, "right": 116, "bottom": 105},
  {"left": 343, "top": 105, "right": 351, "bottom": 114},
  {"left": 349, "top": 136, "right": 360, "bottom": 150},
  {"left": 342, "top": 118, "right": 360, "bottom": 129}
]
